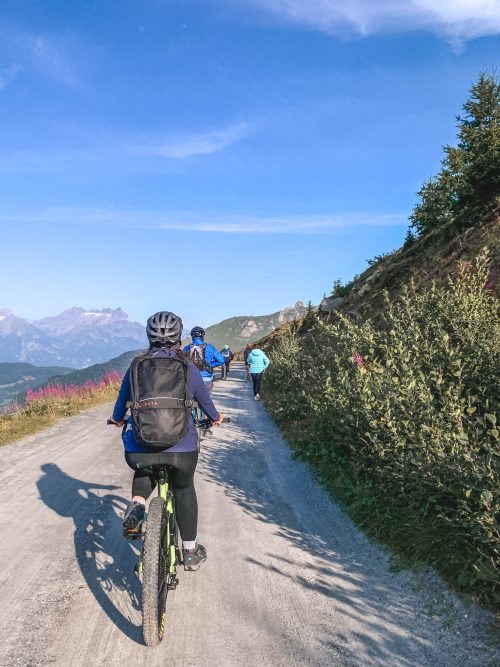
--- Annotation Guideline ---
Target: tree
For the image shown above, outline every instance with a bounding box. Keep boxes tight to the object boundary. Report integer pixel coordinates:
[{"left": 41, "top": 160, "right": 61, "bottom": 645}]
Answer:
[
  {"left": 409, "top": 71, "right": 499, "bottom": 237},
  {"left": 302, "top": 301, "right": 318, "bottom": 331},
  {"left": 454, "top": 72, "right": 500, "bottom": 227}
]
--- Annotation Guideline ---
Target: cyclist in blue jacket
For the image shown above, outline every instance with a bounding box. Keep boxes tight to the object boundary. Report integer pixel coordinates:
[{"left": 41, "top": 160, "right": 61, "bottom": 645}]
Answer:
[{"left": 183, "top": 326, "right": 225, "bottom": 392}]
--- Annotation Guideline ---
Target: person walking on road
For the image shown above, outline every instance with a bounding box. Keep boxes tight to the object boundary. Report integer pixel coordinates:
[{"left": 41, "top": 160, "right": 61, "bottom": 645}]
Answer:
[
  {"left": 243, "top": 343, "right": 252, "bottom": 381},
  {"left": 220, "top": 344, "right": 234, "bottom": 380},
  {"left": 246, "top": 345, "right": 270, "bottom": 400}
]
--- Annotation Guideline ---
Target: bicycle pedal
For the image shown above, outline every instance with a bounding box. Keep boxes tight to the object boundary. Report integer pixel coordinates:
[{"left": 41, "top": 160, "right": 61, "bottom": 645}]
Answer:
[
  {"left": 168, "top": 577, "right": 179, "bottom": 590},
  {"left": 123, "top": 531, "right": 142, "bottom": 540}
]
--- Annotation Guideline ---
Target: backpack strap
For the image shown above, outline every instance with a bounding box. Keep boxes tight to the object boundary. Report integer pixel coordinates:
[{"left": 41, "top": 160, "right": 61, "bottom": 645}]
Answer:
[{"left": 129, "top": 397, "right": 194, "bottom": 410}]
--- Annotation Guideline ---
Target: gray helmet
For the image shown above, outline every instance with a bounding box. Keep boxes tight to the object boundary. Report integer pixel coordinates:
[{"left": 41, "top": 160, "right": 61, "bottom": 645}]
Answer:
[{"left": 146, "top": 311, "right": 183, "bottom": 346}]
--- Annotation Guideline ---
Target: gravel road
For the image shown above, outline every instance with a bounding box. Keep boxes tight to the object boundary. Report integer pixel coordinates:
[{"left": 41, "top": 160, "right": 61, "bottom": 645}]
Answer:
[{"left": 0, "top": 362, "right": 497, "bottom": 667}]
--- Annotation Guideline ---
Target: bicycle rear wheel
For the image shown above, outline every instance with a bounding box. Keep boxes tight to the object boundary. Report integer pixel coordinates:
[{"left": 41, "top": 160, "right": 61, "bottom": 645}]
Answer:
[{"left": 142, "top": 497, "right": 169, "bottom": 646}]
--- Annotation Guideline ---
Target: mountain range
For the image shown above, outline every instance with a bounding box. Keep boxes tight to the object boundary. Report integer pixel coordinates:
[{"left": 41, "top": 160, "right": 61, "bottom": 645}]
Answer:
[
  {"left": 0, "top": 302, "right": 308, "bottom": 370},
  {"left": 0, "top": 307, "right": 146, "bottom": 368},
  {"left": 0, "top": 301, "right": 308, "bottom": 406}
]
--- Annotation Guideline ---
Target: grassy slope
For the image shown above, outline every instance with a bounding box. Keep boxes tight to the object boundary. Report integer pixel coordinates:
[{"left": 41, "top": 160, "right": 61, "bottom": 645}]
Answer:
[
  {"left": 0, "top": 382, "right": 119, "bottom": 446},
  {"left": 0, "top": 363, "right": 73, "bottom": 408},
  {"left": 328, "top": 216, "right": 500, "bottom": 321},
  {"left": 38, "top": 349, "right": 142, "bottom": 388},
  {"left": 255, "top": 216, "right": 499, "bottom": 610}
]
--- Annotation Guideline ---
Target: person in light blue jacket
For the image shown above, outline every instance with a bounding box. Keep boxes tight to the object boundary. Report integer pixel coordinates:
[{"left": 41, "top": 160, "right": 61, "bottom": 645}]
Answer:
[{"left": 246, "top": 346, "right": 270, "bottom": 400}]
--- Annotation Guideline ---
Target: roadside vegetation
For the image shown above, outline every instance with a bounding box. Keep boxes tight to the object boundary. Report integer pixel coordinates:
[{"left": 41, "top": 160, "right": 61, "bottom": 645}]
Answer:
[
  {"left": 0, "top": 371, "right": 122, "bottom": 446},
  {"left": 264, "top": 72, "right": 500, "bottom": 609}
]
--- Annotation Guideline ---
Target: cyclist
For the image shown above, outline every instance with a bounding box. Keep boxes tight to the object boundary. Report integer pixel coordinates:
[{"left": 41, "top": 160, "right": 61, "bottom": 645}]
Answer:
[
  {"left": 109, "top": 311, "right": 222, "bottom": 571},
  {"left": 220, "top": 344, "right": 234, "bottom": 379},
  {"left": 183, "top": 326, "right": 225, "bottom": 392}
]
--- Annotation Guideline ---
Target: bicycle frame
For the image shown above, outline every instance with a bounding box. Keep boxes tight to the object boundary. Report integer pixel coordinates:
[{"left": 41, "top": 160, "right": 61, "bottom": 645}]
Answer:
[{"left": 137, "top": 467, "right": 178, "bottom": 580}]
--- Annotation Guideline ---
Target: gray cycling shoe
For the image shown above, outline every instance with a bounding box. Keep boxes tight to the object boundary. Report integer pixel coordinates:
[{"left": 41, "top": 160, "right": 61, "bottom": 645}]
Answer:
[
  {"left": 183, "top": 543, "right": 207, "bottom": 571},
  {"left": 123, "top": 501, "right": 145, "bottom": 538}
]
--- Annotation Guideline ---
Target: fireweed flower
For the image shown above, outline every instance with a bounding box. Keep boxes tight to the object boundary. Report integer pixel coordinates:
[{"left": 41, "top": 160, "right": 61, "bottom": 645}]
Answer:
[
  {"left": 352, "top": 353, "right": 365, "bottom": 368},
  {"left": 24, "top": 371, "right": 121, "bottom": 407}
]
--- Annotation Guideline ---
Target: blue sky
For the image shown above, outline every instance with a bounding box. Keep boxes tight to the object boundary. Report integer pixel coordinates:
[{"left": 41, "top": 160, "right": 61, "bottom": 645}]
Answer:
[{"left": 0, "top": 1, "right": 499, "bottom": 329}]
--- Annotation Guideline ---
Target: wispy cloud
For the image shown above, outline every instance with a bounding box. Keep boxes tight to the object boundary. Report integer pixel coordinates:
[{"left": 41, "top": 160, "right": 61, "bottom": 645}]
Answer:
[
  {"left": 0, "top": 21, "right": 76, "bottom": 85},
  {"left": 243, "top": 0, "right": 500, "bottom": 41},
  {"left": 30, "top": 34, "right": 75, "bottom": 84},
  {"left": 0, "top": 122, "right": 249, "bottom": 171},
  {"left": 0, "top": 63, "right": 22, "bottom": 91},
  {"left": 135, "top": 123, "right": 249, "bottom": 159},
  {"left": 1, "top": 207, "right": 407, "bottom": 233}
]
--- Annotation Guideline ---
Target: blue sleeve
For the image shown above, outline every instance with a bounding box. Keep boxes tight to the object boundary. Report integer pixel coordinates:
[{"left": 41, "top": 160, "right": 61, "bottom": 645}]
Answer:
[
  {"left": 192, "top": 370, "right": 220, "bottom": 421},
  {"left": 206, "top": 344, "right": 226, "bottom": 367},
  {"left": 112, "top": 369, "right": 131, "bottom": 421},
  {"left": 262, "top": 353, "right": 270, "bottom": 369},
  {"left": 183, "top": 344, "right": 190, "bottom": 353}
]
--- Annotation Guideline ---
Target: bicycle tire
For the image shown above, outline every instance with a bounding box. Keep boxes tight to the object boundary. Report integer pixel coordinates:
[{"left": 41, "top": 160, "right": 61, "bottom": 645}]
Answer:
[{"left": 142, "top": 497, "right": 169, "bottom": 646}]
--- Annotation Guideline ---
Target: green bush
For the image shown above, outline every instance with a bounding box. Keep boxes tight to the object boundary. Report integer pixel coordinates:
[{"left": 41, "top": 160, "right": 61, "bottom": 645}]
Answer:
[{"left": 265, "top": 251, "right": 499, "bottom": 607}]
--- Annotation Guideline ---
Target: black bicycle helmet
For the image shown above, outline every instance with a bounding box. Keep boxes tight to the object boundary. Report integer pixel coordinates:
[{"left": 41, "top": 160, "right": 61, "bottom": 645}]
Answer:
[
  {"left": 190, "top": 326, "right": 205, "bottom": 339},
  {"left": 146, "top": 311, "right": 183, "bottom": 346}
]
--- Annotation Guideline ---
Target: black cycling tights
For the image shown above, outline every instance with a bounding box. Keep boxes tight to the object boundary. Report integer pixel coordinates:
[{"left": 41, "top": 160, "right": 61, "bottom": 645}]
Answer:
[{"left": 125, "top": 451, "right": 198, "bottom": 542}]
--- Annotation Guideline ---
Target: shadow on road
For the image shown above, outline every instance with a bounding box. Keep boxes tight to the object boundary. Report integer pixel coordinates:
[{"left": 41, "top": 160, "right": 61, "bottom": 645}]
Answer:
[{"left": 37, "top": 463, "right": 143, "bottom": 644}]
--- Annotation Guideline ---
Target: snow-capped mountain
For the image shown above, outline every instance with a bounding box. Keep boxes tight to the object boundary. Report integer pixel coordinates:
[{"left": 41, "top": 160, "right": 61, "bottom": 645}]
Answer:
[{"left": 0, "top": 307, "right": 146, "bottom": 368}]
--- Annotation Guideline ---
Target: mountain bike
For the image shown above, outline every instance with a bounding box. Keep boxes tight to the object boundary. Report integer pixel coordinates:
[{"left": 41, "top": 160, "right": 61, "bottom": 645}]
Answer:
[
  {"left": 138, "top": 462, "right": 179, "bottom": 646},
  {"left": 107, "top": 416, "right": 230, "bottom": 646}
]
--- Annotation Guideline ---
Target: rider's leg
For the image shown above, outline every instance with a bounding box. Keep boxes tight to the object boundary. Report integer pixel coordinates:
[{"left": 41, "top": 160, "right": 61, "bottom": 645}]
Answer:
[
  {"left": 166, "top": 452, "right": 198, "bottom": 542},
  {"left": 165, "top": 451, "right": 207, "bottom": 570},
  {"left": 122, "top": 456, "right": 157, "bottom": 535}
]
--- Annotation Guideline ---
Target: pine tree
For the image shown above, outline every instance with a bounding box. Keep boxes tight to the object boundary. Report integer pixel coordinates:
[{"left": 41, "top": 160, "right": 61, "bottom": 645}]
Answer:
[
  {"left": 410, "top": 71, "right": 499, "bottom": 237},
  {"left": 302, "top": 300, "right": 318, "bottom": 331},
  {"left": 454, "top": 72, "right": 500, "bottom": 227}
]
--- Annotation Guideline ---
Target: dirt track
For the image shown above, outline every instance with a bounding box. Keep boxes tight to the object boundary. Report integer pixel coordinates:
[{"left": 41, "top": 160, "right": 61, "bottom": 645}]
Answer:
[{"left": 0, "top": 362, "right": 497, "bottom": 666}]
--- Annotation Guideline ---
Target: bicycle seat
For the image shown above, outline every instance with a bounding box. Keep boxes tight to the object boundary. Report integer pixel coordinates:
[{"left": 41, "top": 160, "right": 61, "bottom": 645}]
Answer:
[{"left": 132, "top": 462, "right": 170, "bottom": 475}]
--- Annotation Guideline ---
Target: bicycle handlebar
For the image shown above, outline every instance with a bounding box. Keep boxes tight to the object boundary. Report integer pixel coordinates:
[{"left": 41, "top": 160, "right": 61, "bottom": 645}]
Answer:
[
  {"left": 107, "top": 417, "right": 231, "bottom": 426},
  {"left": 193, "top": 416, "right": 231, "bottom": 426}
]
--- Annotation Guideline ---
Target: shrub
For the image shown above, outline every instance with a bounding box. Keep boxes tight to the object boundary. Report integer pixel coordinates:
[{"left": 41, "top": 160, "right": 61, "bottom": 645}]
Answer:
[{"left": 265, "top": 250, "right": 499, "bottom": 607}]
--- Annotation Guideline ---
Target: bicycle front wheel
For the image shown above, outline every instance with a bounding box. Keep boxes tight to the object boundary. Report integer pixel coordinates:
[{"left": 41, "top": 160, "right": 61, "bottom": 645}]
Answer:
[{"left": 142, "top": 497, "right": 169, "bottom": 646}]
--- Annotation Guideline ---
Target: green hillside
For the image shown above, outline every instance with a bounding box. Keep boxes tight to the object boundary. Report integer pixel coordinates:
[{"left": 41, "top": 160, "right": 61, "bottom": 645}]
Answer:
[
  {"left": 44, "top": 349, "right": 143, "bottom": 387},
  {"left": 258, "top": 73, "right": 500, "bottom": 608},
  {"left": 0, "top": 363, "right": 72, "bottom": 408},
  {"left": 183, "top": 302, "right": 307, "bottom": 352}
]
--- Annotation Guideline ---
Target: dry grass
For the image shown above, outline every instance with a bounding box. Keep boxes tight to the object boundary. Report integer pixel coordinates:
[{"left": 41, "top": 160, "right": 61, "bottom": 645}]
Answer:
[{"left": 0, "top": 382, "right": 120, "bottom": 446}]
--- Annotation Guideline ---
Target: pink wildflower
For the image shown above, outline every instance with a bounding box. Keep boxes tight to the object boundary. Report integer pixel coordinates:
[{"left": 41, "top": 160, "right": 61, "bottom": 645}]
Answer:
[
  {"left": 485, "top": 270, "right": 498, "bottom": 292},
  {"left": 352, "top": 353, "right": 365, "bottom": 368}
]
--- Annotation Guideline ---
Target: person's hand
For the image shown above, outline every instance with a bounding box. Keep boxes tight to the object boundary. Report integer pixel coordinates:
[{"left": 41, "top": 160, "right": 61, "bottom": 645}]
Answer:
[
  {"left": 107, "top": 418, "right": 125, "bottom": 427},
  {"left": 213, "top": 414, "right": 224, "bottom": 427}
]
